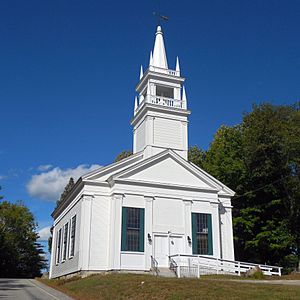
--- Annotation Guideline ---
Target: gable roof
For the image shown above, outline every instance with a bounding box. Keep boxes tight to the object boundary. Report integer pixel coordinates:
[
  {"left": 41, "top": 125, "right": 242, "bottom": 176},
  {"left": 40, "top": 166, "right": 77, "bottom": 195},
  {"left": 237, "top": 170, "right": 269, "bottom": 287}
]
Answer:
[
  {"left": 53, "top": 149, "right": 235, "bottom": 218},
  {"left": 83, "top": 149, "right": 235, "bottom": 196}
]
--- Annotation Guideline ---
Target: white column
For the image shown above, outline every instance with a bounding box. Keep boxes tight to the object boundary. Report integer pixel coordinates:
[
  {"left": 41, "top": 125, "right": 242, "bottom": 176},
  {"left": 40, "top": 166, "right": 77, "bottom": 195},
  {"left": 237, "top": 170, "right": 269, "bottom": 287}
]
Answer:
[
  {"left": 183, "top": 200, "right": 192, "bottom": 254},
  {"left": 211, "top": 202, "right": 221, "bottom": 258},
  {"left": 109, "top": 193, "right": 123, "bottom": 270},
  {"left": 80, "top": 195, "right": 93, "bottom": 271},
  {"left": 145, "top": 196, "right": 154, "bottom": 269}
]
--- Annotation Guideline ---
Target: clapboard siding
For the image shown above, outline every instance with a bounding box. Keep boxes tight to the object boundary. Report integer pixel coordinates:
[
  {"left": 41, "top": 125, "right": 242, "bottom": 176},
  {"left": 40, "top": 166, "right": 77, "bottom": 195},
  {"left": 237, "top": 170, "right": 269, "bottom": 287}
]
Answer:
[
  {"left": 154, "top": 118, "right": 182, "bottom": 149},
  {"left": 50, "top": 198, "right": 82, "bottom": 278},
  {"left": 136, "top": 121, "right": 146, "bottom": 152},
  {"left": 89, "top": 196, "right": 110, "bottom": 269}
]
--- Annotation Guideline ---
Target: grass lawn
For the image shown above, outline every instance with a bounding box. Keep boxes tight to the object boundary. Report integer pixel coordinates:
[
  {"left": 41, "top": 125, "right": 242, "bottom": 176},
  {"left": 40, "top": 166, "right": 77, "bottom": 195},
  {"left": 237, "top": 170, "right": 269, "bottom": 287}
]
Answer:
[{"left": 39, "top": 273, "right": 300, "bottom": 300}]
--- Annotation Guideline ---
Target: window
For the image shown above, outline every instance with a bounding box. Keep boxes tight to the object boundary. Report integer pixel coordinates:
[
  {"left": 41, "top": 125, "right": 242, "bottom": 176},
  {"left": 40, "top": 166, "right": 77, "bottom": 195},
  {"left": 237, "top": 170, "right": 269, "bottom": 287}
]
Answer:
[
  {"left": 156, "top": 85, "right": 174, "bottom": 98},
  {"left": 121, "top": 207, "right": 144, "bottom": 252},
  {"left": 70, "top": 215, "right": 76, "bottom": 257},
  {"left": 192, "top": 213, "right": 213, "bottom": 255},
  {"left": 62, "top": 222, "right": 68, "bottom": 261},
  {"left": 56, "top": 229, "right": 62, "bottom": 264}
]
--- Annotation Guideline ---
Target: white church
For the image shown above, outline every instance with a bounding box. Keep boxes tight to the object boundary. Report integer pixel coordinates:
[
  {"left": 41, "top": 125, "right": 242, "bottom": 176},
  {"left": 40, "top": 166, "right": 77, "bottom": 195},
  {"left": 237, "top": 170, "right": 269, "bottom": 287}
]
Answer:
[{"left": 49, "top": 25, "right": 236, "bottom": 279}]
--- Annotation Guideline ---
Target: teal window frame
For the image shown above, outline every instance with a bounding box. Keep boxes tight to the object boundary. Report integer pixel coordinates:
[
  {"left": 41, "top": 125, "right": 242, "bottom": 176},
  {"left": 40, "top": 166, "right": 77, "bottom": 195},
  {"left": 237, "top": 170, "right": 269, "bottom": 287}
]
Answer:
[
  {"left": 121, "top": 207, "right": 144, "bottom": 252},
  {"left": 192, "top": 213, "right": 213, "bottom": 255}
]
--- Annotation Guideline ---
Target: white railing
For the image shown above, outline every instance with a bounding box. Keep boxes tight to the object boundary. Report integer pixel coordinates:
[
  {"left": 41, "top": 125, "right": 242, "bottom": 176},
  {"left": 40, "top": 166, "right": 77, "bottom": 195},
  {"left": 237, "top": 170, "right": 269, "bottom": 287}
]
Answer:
[
  {"left": 169, "top": 254, "right": 282, "bottom": 278},
  {"left": 149, "top": 65, "right": 180, "bottom": 76},
  {"left": 147, "top": 95, "right": 183, "bottom": 109}
]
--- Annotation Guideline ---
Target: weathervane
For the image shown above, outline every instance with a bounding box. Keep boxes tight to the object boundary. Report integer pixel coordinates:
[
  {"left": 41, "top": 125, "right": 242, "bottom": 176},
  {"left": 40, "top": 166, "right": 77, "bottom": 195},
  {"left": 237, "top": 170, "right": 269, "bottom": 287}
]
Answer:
[{"left": 153, "top": 11, "right": 169, "bottom": 25}]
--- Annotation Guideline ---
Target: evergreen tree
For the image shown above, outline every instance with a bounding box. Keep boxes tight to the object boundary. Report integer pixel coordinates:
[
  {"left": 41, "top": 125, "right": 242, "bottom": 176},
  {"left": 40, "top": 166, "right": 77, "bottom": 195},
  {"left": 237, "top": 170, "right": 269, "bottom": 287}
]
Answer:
[
  {"left": 114, "top": 150, "right": 133, "bottom": 162},
  {"left": 56, "top": 177, "right": 75, "bottom": 207}
]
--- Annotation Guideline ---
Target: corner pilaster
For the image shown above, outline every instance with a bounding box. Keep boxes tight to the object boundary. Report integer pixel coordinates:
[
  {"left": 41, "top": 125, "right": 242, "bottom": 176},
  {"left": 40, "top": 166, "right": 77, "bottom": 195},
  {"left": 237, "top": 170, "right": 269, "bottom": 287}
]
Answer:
[
  {"left": 79, "top": 194, "right": 94, "bottom": 271},
  {"left": 109, "top": 193, "right": 124, "bottom": 270}
]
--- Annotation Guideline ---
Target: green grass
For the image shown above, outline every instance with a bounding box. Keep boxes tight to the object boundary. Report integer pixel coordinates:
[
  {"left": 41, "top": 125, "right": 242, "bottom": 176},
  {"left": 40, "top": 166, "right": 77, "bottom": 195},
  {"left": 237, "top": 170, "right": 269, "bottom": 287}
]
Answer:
[{"left": 39, "top": 273, "right": 300, "bottom": 300}]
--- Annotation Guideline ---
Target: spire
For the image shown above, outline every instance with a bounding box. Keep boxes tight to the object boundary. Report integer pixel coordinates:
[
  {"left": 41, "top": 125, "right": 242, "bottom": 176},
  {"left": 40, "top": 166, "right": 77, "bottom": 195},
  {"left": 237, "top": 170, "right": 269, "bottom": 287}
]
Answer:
[
  {"left": 139, "top": 65, "right": 143, "bottom": 80},
  {"left": 152, "top": 26, "right": 168, "bottom": 69},
  {"left": 175, "top": 56, "right": 180, "bottom": 75},
  {"left": 149, "top": 51, "right": 153, "bottom": 66},
  {"left": 134, "top": 96, "right": 138, "bottom": 114}
]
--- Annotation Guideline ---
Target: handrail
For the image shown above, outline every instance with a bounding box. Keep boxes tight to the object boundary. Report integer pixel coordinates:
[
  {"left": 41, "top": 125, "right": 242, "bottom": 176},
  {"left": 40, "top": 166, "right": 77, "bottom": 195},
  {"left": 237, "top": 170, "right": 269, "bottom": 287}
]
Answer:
[
  {"left": 169, "top": 254, "right": 282, "bottom": 270},
  {"left": 169, "top": 254, "right": 282, "bottom": 277},
  {"left": 148, "top": 65, "right": 180, "bottom": 76},
  {"left": 169, "top": 256, "right": 178, "bottom": 276},
  {"left": 151, "top": 255, "right": 159, "bottom": 276}
]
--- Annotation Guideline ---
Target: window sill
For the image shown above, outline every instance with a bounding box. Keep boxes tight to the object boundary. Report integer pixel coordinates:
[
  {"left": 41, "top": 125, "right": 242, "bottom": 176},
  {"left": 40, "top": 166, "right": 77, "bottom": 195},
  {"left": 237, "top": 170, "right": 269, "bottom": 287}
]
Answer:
[{"left": 121, "top": 251, "right": 144, "bottom": 255}]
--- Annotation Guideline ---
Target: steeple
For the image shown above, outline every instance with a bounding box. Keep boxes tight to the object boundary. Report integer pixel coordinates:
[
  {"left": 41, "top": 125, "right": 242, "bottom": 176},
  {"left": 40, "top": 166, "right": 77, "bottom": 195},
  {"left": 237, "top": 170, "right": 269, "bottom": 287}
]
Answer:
[
  {"left": 132, "top": 26, "right": 191, "bottom": 160},
  {"left": 152, "top": 26, "right": 168, "bottom": 69}
]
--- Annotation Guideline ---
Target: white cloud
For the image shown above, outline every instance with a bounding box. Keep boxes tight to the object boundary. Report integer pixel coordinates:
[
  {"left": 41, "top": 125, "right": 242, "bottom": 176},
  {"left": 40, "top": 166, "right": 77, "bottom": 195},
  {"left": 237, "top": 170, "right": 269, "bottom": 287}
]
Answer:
[
  {"left": 27, "top": 164, "right": 100, "bottom": 201},
  {"left": 37, "top": 164, "right": 53, "bottom": 171},
  {"left": 0, "top": 175, "right": 6, "bottom": 180},
  {"left": 38, "top": 226, "right": 52, "bottom": 241}
]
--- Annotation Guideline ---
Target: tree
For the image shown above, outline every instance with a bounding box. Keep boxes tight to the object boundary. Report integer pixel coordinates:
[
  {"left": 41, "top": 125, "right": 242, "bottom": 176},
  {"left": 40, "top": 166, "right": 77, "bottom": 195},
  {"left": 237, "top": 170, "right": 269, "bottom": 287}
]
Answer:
[
  {"left": 188, "top": 146, "right": 206, "bottom": 169},
  {"left": 56, "top": 177, "right": 75, "bottom": 207},
  {"left": 190, "top": 102, "right": 300, "bottom": 271},
  {"left": 0, "top": 201, "right": 46, "bottom": 278},
  {"left": 114, "top": 150, "right": 133, "bottom": 162}
]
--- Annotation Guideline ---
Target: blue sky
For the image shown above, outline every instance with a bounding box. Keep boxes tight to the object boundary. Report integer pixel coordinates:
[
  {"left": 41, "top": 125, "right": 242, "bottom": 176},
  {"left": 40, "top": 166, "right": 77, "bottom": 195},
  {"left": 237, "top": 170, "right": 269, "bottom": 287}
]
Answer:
[{"left": 0, "top": 0, "right": 299, "bottom": 258}]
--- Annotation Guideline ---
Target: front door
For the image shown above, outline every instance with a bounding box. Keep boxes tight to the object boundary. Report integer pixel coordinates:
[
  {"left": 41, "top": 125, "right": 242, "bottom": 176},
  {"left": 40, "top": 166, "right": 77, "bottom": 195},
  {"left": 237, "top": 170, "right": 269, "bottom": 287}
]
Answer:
[
  {"left": 154, "top": 235, "right": 184, "bottom": 267},
  {"left": 169, "top": 236, "right": 184, "bottom": 257},
  {"left": 154, "top": 235, "right": 168, "bottom": 267}
]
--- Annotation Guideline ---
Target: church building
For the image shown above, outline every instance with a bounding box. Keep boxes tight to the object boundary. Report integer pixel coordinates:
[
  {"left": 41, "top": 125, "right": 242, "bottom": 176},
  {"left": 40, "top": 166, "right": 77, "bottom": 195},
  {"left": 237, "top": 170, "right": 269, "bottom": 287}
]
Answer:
[{"left": 49, "top": 25, "right": 235, "bottom": 279}]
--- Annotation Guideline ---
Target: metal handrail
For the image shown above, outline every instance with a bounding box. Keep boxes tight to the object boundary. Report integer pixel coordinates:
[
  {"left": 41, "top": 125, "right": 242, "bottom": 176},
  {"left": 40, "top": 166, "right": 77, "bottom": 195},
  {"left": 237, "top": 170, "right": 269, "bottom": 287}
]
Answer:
[
  {"left": 169, "top": 256, "right": 178, "bottom": 276},
  {"left": 151, "top": 255, "right": 159, "bottom": 276}
]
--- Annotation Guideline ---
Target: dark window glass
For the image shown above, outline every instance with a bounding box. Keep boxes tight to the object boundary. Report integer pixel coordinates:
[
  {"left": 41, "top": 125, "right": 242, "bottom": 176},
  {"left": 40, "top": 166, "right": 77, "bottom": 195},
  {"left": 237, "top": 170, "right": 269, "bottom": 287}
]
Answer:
[
  {"left": 70, "top": 216, "right": 76, "bottom": 257},
  {"left": 56, "top": 229, "right": 62, "bottom": 264},
  {"left": 196, "top": 214, "right": 209, "bottom": 255},
  {"left": 63, "top": 223, "right": 68, "bottom": 261},
  {"left": 126, "top": 208, "right": 140, "bottom": 251}
]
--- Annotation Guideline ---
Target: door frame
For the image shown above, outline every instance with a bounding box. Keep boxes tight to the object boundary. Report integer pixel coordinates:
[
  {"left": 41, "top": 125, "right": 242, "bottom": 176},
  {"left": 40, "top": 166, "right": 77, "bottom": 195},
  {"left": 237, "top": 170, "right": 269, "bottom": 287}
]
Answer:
[{"left": 153, "top": 232, "right": 184, "bottom": 265}]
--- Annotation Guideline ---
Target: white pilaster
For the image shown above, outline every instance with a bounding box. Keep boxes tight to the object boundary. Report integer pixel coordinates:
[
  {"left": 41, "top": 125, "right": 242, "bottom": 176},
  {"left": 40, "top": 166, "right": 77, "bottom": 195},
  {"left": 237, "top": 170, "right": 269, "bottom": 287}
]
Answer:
[
  {"left": 109, "top": 193, "right": 123, "bottom": 270},
  {"left": 79, "top": 195, "right": 93, "bottom": 271},
  {"left": 183, "top": 199, "right": 193, "bottom": 254},
  {"left": 211, "top": 202, "right": 221, "bottom": 258},
  {"left": 49, "top": 226, "right": 56, "bottom": 278},
  {"left": 145, "top": 196, "right": 154, "bottom": 269}
]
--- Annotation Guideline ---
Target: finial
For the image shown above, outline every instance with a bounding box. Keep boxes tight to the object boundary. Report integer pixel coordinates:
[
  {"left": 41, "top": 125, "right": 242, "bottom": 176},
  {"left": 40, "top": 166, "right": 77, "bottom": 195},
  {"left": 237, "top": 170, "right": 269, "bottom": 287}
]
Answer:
[
  {"left": 149, "top": 51, "right": 153, "bottom": 66},
  {"left": 182, "top": 86, "right": 187, "bottom": 109},
  {"left": 139, "top": 65, "right": 143, "bottom": 80},
  {"left": 182, "top": 86, "right": 187, "bottom": 101},
  {"left": 175, "top": 56, "right": 180, "bottom": 75}
]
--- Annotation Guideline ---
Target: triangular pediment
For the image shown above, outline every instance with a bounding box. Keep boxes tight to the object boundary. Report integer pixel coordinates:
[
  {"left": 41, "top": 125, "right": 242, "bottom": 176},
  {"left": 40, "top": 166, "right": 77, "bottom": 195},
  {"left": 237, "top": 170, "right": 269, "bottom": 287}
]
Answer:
[{"left": 113, "top": 150, "right": 224, "bottom": 192}]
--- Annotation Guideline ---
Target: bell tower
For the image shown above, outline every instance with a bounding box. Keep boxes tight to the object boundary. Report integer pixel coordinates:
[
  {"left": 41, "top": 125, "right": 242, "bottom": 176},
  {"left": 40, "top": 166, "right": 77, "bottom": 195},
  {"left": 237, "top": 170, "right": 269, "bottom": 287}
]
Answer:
[{"left": 131, "top": 26, "right": 191, "bottom": 160}]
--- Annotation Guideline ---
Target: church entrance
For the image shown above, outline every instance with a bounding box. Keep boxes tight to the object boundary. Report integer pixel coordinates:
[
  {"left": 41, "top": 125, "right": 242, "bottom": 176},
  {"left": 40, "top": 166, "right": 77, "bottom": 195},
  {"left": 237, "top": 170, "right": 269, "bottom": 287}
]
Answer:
[{"left": 154, "top": 234, "right": 184, "bottom": 267}]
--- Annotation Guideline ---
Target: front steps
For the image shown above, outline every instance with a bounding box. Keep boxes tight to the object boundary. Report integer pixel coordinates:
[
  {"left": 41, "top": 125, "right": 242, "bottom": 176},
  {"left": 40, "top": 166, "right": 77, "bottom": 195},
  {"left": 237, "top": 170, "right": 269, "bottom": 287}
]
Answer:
[{"left": 152, "top": 267, "right": 177, "bottom": 277}]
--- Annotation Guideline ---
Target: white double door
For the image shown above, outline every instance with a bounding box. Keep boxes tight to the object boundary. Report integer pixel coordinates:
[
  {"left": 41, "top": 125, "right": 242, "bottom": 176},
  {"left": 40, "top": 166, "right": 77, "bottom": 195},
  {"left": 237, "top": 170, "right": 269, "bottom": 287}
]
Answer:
[{"left": 154, "top": 234, "right": 184, "bottom": 267}]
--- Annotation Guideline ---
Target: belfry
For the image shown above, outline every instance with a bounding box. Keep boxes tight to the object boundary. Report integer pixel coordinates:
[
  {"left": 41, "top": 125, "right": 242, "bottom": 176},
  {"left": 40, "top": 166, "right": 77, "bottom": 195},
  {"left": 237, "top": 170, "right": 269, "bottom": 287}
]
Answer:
[{"left": 132, "top": 26, "right": 190, "bottom": 159}]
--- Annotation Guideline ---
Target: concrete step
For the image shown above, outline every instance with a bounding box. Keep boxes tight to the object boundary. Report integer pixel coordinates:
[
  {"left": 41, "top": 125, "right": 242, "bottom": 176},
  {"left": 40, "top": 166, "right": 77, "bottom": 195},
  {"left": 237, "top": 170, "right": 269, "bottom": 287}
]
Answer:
[{"left": 157, "top": 267, "right": 177, "bottom": 278}]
